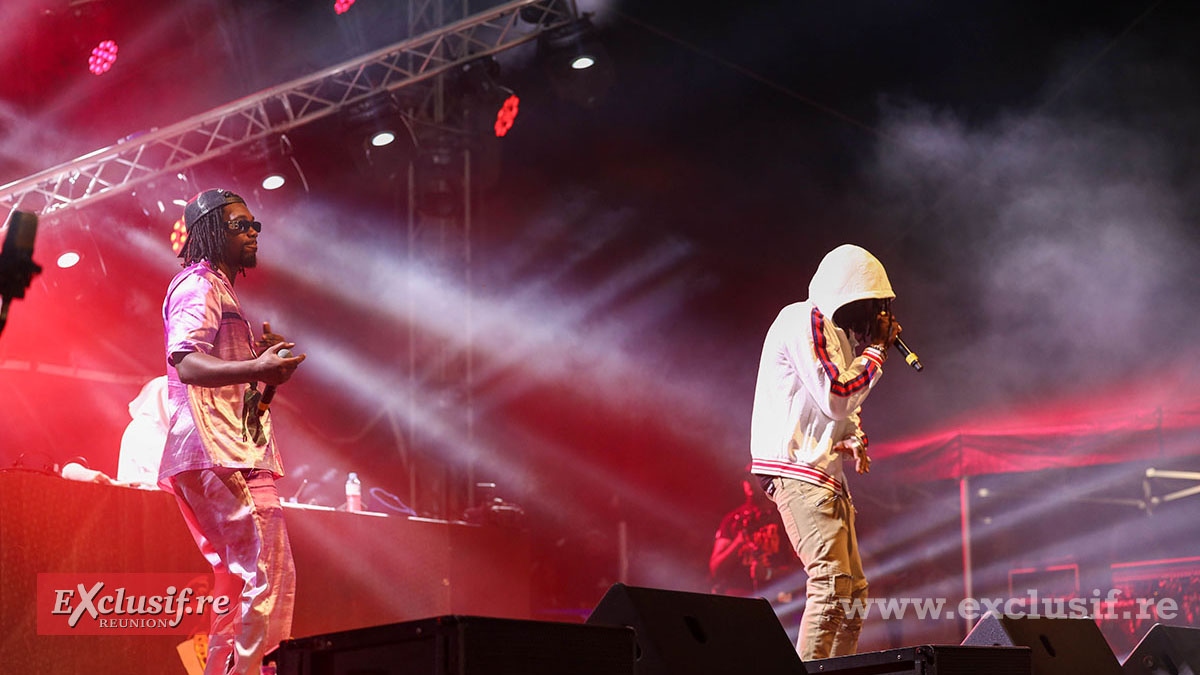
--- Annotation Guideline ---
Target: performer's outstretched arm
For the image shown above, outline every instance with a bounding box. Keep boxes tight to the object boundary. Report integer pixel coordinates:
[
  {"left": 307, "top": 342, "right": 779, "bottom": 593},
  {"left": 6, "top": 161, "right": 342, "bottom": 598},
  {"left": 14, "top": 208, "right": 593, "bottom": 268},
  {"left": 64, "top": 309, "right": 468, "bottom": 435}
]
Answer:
[{"left": 172, "top": 342, "right": 304, "bottom": 388}]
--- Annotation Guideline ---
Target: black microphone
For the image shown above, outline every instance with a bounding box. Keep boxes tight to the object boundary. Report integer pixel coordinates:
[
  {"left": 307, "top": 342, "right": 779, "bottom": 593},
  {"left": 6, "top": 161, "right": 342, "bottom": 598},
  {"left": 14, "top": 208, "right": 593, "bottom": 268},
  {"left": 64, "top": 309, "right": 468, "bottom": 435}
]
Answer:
[
  {"left": 894, "top": 337, "right": 923, "bottom": 372},
  {"left": 257, "top": 348, "right": 292, "bottom": 412}
]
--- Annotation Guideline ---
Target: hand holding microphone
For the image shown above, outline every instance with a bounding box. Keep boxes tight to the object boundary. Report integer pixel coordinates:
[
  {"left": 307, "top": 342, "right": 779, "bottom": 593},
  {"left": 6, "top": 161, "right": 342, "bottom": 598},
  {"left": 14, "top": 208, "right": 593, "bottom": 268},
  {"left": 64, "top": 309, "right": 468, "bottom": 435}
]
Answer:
[
  {"left": 256, "top": 337, "right": 307, "bottom": 413},
  {"left": 872, "top": 304, "right": 923, "bottom": 372}
]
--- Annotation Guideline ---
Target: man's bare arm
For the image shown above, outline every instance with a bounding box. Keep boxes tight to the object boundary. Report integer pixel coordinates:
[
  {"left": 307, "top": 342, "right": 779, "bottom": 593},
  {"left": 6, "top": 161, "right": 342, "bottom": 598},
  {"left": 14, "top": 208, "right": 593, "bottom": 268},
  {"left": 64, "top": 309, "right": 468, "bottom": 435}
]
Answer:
[{"left": 173, "top": 341, "right": 306, "bottom": 387}]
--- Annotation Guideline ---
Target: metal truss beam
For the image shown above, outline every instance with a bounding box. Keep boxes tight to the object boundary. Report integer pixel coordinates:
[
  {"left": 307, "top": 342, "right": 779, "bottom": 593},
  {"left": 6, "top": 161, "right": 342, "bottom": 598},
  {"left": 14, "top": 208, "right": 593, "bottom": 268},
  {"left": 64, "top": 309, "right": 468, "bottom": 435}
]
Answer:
[{"left": 0, "top": 0, "right": 571, "bottom": 217}]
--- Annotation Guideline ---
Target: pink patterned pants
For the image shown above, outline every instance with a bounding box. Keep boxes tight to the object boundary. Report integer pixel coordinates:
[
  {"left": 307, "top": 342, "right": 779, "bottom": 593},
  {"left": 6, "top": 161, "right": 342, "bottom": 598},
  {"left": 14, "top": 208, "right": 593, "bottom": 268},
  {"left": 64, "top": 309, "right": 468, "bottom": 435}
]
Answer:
[{"left": 171, "top": 468, "right": 296, "bottom": 675}]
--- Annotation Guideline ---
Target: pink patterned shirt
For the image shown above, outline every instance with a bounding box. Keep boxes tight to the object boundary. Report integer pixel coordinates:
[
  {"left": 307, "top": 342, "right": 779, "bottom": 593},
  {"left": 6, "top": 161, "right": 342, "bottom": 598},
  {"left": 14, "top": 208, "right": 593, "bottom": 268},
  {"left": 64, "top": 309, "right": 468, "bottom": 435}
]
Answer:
[{"left": 159, "top": 262, "right": 282, "bottom": 489}]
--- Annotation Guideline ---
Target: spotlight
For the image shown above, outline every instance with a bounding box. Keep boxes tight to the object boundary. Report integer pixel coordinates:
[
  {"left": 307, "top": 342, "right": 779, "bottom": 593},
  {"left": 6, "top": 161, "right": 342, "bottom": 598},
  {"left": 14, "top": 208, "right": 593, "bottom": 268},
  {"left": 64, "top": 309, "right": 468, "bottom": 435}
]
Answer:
[
  {"left": 169, "top": 217, "right": 188, "bottom": 255},
  {"left": 56, "top": 251, "right": 81, "bottom": 269},
  {"left": 260, "top": 140, "right": 292, "bottom": 190},
  {"left": 538, "top": 17, "right": 599, "bottom": 70},
  {"left": 370, "top": 131, "right": 397, "bottom": 147},
  {"left": 234, "top": 135, "right": 306, "bottom": 195},
  {"left": 334, "top": 0, "right": 355, "bottom": 15},
  {"left": 261, "top": 173, "right": 286, "bottom": 190},
  {"left": 88, "top": 40, "right": 118, "bottom": 75},
  {"left": 455, "top": 57, "right": 521, "bottom": 139},
  {"left": 342, "top": 93, "right": 410, "bottom": 172},
  {"left": 494, "top": 95, "right": 520, "bottom": 138},
  {"left": 536, "top": 16, "right": 613, "bottom": 108}
]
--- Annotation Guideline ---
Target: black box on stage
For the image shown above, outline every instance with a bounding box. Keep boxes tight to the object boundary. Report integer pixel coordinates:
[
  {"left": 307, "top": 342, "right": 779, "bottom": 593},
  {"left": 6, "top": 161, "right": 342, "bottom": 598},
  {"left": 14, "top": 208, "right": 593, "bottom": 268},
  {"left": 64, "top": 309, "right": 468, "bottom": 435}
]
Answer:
[
  {"left": 962, "top": 613, "right": 1122, "bottom": 675},
  {"left": 270, "top": 615, "right": 636, "bottom": 675},
  {"left": 585, "top": 583, "right": 802, "bottom": 675},
  {"left": 802, "top": 644, "right": 1031, "bottom": 675},
  {"left": 1122, "top": 623, "right": 1200, "bottom": 675}
]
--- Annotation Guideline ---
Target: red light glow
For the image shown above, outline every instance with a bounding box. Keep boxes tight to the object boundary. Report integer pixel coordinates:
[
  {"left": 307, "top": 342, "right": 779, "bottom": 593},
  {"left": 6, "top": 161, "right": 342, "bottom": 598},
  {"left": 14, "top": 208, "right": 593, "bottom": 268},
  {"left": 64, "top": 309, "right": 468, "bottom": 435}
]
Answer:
[
  {"left": 334, "top": 0, "right": 356, "bottom": 15},
  {"left": 494, "top": 94, "right": 519, "bottom": 137},
  {"left": 88, "top": 40, "right": 119, "bottom": 76},
  {"left": 170, "top": 218, "right": 188, "bottom": 254}
]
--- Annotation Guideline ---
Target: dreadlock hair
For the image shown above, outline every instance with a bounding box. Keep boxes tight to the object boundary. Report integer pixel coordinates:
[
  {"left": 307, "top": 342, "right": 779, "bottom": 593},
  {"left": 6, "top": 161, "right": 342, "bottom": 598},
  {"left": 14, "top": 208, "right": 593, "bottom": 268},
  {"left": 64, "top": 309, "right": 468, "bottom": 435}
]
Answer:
[{"left": 179, "top": 207, "right": 235, "bottom": 272}]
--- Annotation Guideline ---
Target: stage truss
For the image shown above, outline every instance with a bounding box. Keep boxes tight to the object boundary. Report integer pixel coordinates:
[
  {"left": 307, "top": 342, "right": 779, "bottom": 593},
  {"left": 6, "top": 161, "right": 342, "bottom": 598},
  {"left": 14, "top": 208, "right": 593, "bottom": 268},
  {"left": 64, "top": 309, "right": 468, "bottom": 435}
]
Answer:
[{"left": 0, "top": 0, "right": 572, "bottom": 217}]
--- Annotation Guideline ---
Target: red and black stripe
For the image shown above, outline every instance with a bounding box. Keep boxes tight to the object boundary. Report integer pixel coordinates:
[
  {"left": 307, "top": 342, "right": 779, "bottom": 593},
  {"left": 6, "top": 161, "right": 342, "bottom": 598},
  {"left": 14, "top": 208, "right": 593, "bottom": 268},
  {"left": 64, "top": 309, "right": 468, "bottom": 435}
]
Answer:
[
  {"left": 811, "top": 307, "right": 876, "bottom": 397},
  {"left": 751, "top": 458, "right": 845, "bottom": 494}
]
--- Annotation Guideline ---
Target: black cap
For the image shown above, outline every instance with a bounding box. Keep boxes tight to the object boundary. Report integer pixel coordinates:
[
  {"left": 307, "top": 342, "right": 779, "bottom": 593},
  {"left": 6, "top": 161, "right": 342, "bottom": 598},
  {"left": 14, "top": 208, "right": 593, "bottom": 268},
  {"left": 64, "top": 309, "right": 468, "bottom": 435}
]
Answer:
[{"left": 184, "top": 189, "right": 245, "bottom": 229}]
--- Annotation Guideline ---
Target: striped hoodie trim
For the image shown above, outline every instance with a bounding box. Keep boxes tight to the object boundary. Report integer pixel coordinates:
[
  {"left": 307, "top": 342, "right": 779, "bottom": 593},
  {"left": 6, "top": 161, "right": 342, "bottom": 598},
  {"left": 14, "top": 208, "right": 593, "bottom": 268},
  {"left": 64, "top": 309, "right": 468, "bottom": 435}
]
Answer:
[
  {"left": 810, "top": 307, "right": 877, "bottom": 397},
  {"left": 751, "top": 458, "right": 844, "bottom": 495}
]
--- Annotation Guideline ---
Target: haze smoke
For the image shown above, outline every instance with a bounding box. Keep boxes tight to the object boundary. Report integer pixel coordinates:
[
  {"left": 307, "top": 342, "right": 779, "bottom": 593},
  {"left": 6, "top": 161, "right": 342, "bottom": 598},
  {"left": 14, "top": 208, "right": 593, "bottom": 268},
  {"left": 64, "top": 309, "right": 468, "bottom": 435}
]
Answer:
[{"left": 861, "top": 44, "right": 1200, "bottom": 427}]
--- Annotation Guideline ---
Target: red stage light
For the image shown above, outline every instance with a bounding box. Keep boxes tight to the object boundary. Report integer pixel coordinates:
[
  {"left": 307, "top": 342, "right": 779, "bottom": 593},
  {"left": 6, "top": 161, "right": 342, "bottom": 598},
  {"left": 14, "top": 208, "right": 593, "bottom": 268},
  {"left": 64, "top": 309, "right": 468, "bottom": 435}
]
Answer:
[
  {"left": 170, "top": 217, "right": 188, "bottom": 254},
  {"left": 334, "top": 0, "right": 356, "bottom": 15},
  {"left": 88, "top": 40, "right": 119, "bottom": 76},
  {"left": 494, "top": 94, "right": 519, "bottom": 137}
]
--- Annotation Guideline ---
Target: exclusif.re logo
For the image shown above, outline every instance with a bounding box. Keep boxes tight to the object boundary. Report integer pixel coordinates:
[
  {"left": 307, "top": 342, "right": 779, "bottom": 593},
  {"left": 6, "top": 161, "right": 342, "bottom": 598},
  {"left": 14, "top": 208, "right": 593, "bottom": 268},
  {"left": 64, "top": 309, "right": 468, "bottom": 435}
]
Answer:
[{"left": 37, "top": 573, "right": 240, "bottom": 636}]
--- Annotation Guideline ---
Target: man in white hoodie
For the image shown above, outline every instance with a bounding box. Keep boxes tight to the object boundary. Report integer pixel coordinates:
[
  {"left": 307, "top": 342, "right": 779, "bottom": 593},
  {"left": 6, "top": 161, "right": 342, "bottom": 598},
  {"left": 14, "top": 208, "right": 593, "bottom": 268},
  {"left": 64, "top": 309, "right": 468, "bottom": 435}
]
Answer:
[{"left": 750, "top": 244, "right": 901, "bottom": 660}]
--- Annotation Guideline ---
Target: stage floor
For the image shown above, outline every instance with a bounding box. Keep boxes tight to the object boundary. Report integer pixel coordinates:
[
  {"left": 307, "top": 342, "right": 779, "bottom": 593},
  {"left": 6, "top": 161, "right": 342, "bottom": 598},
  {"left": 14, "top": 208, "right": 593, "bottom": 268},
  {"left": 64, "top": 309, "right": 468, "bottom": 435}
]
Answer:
[{"left": 0, "top": 470, "right": 530, "bottom": 674}]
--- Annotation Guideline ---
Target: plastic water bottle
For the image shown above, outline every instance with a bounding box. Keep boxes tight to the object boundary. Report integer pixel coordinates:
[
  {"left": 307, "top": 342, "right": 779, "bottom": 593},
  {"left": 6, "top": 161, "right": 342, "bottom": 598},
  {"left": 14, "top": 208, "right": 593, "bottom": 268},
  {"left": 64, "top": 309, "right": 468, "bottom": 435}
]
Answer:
[{"left": 345, "top": 472, "right": 362, "bottom": 513}]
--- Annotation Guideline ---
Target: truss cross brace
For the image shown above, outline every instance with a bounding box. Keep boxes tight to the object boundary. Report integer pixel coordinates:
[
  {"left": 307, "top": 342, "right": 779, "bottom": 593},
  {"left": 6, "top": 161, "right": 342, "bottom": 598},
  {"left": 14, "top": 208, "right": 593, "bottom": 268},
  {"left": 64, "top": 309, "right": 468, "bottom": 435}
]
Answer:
[{"left": 0, "top": 0, "right": 571, "bottom": 217}]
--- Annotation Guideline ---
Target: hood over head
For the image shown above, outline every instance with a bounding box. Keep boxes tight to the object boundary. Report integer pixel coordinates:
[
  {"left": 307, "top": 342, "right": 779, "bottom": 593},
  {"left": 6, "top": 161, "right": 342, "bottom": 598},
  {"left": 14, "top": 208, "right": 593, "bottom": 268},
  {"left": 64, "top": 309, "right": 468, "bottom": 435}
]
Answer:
[{"left": 808, "top": 244, "right": 895, "bottom": 318}]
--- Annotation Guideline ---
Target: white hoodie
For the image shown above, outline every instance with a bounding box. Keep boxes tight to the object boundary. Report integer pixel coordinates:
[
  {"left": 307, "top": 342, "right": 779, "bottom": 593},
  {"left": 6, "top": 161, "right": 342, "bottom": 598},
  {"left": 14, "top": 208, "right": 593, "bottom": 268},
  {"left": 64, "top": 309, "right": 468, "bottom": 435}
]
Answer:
[{"left": 749, "top": 244, "right": 895, "bottom": 495}]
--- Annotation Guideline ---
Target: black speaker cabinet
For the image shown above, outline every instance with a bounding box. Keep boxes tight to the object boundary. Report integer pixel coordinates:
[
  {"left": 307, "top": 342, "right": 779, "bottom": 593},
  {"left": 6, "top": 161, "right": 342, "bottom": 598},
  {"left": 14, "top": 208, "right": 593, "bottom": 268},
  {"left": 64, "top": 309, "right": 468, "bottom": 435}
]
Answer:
[
  {"left": 802, "top": 644, "right": 1031, "bottom": 674},
  {"left": 962, "top": 613, "right": 1122, "bottom": 675},
  {"left": 585, "top": 583, "right": 802, "bottom": 675},
  {"left": 270, "top": 615, "right": 636, "bottom": 675},
  {"left": 1122, "top": 623, "right": 1200, "bottom": 675}
]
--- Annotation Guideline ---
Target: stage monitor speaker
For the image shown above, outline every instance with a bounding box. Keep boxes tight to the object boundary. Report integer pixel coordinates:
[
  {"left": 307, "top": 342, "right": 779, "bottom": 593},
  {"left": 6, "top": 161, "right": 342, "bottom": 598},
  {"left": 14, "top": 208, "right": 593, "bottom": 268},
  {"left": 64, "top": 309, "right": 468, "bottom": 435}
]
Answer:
[
  {"left": 585, "top": 583, "right": 802, "bottom": 675},
  {"left": 962, "top": 612, "right": 1122, "bottom": 675},
  {"left": 270, "top": 614, "right": 636, "bottom": 675},
  {"left": 800, "top": 644, "right": 1031, "bottom": 675},
  {"left": 1122, "top": 623, "right": 1200, "bottom": 675}
]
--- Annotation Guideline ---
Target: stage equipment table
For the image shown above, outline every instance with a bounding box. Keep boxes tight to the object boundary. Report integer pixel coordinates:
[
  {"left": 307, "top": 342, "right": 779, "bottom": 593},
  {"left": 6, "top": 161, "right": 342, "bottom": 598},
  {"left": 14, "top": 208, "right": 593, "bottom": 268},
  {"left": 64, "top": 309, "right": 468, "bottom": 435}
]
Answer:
[{"left": 0, "top": 471, "right": 530, "bottom": 674}]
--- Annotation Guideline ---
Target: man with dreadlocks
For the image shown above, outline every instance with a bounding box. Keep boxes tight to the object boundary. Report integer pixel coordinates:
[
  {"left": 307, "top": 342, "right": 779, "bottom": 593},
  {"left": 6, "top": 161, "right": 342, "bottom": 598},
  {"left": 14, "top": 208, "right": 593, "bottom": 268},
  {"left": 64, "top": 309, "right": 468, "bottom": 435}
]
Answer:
[{"left": 160, "top": 188, "right": 306, "bottom": 675}]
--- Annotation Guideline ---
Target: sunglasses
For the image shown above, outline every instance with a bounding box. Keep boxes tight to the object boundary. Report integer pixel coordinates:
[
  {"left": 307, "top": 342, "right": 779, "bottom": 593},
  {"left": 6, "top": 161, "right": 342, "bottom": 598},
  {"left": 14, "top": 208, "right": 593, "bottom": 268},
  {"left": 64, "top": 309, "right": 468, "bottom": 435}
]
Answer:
[{"left": 224, "top": 219, "right": 262, "bottom": 234}]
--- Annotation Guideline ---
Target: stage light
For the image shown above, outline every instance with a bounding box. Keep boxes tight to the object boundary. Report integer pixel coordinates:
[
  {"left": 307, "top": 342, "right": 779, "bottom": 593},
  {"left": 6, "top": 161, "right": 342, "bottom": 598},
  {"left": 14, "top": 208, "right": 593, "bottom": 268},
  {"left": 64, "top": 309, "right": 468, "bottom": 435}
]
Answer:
[
  {"left": 88, "top": 40, "right": 118, "bottom": 75},
  {"left": 538, "top": 17, "right": 597, "bottom": 69},
  {"left": 536, "top": 17, "right": 613, "bottom": 107},
  {"left": 169, "top": 217, "right": 188, "bottom": 254},
  {"left": 236, "top": 136, "right": 306, "bottom": 195},
  {"left": 341, "top": 95, "right": 410, "bottom": 178},
  {"left": 370, "top": 131, "right": 396, "bottom": 147},
  {"left": 454, "top": 57, "right": 520, "bottom": 142},
  {"left": 334, "top": 0, "right": 355, "bottom": 15},
  {"left": 494, "top": 95, "right": 519, "bottom": 137},
  {"left": 56, "top": 251, "right": 81, "bottom": 269}
]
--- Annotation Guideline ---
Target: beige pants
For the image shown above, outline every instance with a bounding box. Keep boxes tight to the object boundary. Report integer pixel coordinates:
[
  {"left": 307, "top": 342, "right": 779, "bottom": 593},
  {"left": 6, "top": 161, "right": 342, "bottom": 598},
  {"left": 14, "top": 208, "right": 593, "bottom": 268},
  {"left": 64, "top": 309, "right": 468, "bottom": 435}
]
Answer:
[
  {"left": 769, "top": 477, "right": 867, "bottom": 660},
  {"left": 171, "top": 468, "right": 296, "bottom": 675}
]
